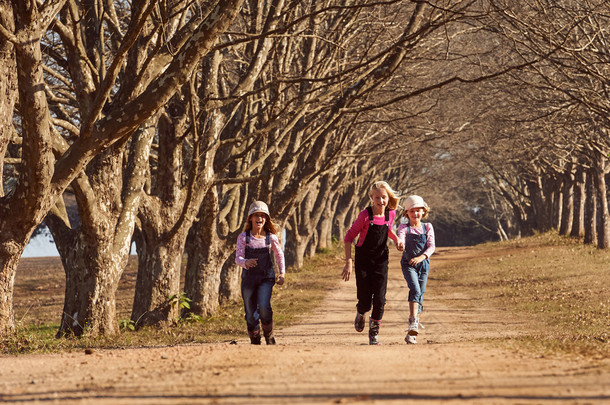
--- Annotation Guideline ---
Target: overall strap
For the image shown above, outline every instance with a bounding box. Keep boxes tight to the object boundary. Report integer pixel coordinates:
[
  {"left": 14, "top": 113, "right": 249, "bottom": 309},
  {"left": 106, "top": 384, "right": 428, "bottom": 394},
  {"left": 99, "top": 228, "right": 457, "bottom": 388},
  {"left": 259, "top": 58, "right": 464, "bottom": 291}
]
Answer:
[
  {"left": 246, "top": 230, "right": 251, "bottom": 245},
  {"left": 366, "top": 206, "right": 389, "bottom": 224},
  {"left": 422, "top": 223, "right": 428, "bottom": 235}
]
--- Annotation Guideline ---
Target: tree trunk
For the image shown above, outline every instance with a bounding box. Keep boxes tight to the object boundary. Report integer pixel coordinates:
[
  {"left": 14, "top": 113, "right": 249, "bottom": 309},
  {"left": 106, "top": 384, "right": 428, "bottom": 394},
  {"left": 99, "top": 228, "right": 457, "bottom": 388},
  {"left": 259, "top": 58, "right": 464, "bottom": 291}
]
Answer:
[
  {"left": 131, "top": 232, "right": 186, "bottom": 326},
  {"left": 48, "top": 124, "right": 153, "bottom": 337},
  {"left": 219, "top": 257, "right": 241, "bottom": 304},
  {"left": 317, "top": 196, "right": 336, "bottom": 251},
  {"left": 584, "top": 168, "right": 597, "bottom": 245},
  {"left": 0, "top": 245, "right": 22, "bottom": 335},
  {"left": 55, "top": 234, "right": 126, "bottom": 337},
  {"left": 333, "top": 187, "right": 357, "bottom": 243},
  {"left": 570, "top": 167, "right": 585, "bottom": 238},
  {"left": 0, "top": 3, "right": 58, "bottom": 334},
  {"left": 558, "top": 169, "right": 574, "bottom": 236},
  {"left": 284, "top": 215, "right": 306, "bottom": 269},
  {"left": 0, "top": 0, "right": 16, "bottom": 200},
  {"left": 184, "top": 188, "right": 232, "bottom": 316},
  {"left": 594, "top": 161, "right": 610, "bottom": 249}
]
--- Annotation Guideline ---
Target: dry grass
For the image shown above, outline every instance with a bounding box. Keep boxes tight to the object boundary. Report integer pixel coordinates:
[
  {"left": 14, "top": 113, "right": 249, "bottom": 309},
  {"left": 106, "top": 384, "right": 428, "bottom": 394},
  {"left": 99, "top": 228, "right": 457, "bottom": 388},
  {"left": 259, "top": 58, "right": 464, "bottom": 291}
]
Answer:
[
  {"left": 3, "top": 233, "right": 609, "bottom": 359},
  {"left": 434, "top": 232, "right": 610, "bottom": 359},
  {"left": 2, "top": 247, "right": 342, "bottom": 354}
]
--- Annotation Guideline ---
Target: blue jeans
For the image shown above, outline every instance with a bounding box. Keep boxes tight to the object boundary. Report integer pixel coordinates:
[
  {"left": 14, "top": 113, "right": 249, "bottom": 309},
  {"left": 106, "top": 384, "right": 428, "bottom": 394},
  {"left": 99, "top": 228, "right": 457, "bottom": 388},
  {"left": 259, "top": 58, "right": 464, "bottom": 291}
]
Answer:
[
  {"left": 241, "top": 276, "right": 275, "bottom": 331},
  {"left": 401, "top": 264, "right": 429, "bottom": 314}
]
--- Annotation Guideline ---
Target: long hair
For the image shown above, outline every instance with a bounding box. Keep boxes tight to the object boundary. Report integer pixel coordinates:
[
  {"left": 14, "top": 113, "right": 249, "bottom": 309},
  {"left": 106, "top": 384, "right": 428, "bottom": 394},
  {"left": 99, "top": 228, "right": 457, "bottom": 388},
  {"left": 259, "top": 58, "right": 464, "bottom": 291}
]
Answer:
[{"left": 369, "top": 180, "right": 399, "bottom": 210}]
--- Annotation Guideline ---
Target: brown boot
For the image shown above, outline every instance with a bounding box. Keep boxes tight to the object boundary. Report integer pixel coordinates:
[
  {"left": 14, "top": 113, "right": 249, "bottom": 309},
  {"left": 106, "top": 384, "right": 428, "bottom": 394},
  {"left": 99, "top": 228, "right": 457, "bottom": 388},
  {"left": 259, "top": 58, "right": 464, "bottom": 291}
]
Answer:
[
  {"left": 248, "top": 328, "right": 261, "bottom": 345},
  {"left": 262, "top": 322, "right": 276, "bottom": 345}
]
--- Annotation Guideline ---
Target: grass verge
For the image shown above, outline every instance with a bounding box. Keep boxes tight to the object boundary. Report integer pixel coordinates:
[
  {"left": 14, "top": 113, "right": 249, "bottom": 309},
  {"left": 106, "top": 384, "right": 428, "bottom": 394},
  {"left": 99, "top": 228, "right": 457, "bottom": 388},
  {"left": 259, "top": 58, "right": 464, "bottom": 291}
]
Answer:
[
  {"left": 1, "top": 246, "right": 343, "bottom": 355},
  {"left": 434, "top": 232, "right": 609, "bottom": 359},
  {"left": 3, "top": 233, "right": 608, "bottom": 359}
]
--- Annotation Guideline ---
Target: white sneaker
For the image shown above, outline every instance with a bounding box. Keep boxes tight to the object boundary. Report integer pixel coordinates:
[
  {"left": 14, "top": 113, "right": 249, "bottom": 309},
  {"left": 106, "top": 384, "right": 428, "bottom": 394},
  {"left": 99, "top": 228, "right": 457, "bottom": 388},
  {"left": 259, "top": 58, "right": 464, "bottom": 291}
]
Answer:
[
  {"left": 407, "top": 317, "right": 419, "bottom": 336},
  {"left": 405, "top": 334, "right": 417, "bottom": 344}
]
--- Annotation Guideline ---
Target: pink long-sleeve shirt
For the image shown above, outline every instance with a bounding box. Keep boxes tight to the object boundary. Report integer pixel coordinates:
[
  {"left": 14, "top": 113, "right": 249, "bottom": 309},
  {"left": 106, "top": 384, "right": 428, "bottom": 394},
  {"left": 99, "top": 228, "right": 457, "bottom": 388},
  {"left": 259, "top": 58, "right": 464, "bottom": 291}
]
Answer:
[
  {"left": 235, "top": 232, "right": 286, "bottom": 275},
  {"left": 344, "top": 208, "right": 398, "bottom": 247},
  {"left": 397, "top": 222, "right": 436, "bottom": 259}
]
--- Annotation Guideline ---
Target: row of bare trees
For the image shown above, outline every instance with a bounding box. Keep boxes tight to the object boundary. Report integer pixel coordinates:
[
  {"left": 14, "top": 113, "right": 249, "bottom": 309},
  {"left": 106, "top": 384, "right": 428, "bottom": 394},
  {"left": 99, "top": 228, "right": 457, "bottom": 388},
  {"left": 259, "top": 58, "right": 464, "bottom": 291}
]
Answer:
[
  {"left": 470, "top": 0, "right": 610, "bottom": 246},
  {"left": 0, "top": 0, "right": 485, "bottom": 337},
  {"left": 1, "top": 0, "right": 608, "bottom": 339}
]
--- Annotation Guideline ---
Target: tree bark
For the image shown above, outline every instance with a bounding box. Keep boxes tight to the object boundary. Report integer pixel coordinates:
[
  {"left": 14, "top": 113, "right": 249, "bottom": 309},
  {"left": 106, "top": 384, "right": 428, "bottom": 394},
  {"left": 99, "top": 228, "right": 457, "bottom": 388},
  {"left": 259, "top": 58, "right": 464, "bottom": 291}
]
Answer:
[
  {"left": 184, "top": 188, "right": 233, "bottom": 316},
  {"left": 49, "top": 125, "right": 153, "bottom": 337},
  {"left": 584, "top": 168, "right": 597, "bottom": 245},
  {"left": 558, "top": 169, "right": 573, "bottom": 236},
  {"left": 593, "top": 156, "right": 610, "bottom": 249},
  {"left": 131, "top": 229, "right": 186, "bottom": 326},
  {"left": 570, "top": 167, "right": 585, "bottom": 238}
]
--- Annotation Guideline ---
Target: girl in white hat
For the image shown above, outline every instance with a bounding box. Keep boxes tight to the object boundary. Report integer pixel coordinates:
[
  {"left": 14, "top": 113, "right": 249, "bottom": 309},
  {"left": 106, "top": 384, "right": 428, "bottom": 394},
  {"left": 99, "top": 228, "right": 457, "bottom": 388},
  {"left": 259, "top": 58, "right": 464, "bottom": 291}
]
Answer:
[
  {"left": 235, "top": 201, "right": 285, "bottom": 344},
  {"left": 397, "top": 195, "right": 435, "bottom": 344},
  {"left": 342, "top": 181, "right": 401, "bottom": 345}
]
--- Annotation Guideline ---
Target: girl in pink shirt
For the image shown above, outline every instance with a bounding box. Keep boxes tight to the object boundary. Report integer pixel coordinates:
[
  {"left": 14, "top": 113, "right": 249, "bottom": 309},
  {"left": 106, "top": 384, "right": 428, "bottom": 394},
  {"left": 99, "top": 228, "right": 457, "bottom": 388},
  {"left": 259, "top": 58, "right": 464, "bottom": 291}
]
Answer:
[{"left": 342, "top": 181, "right": 401, "bottom": 345}]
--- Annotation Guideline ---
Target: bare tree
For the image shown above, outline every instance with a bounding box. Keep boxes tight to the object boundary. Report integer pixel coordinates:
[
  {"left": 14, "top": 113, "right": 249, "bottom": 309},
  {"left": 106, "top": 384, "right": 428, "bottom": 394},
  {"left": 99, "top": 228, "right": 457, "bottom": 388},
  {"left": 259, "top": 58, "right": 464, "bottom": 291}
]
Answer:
[{"left": 0, "top": 0, "right": 245, "bottom": 336}]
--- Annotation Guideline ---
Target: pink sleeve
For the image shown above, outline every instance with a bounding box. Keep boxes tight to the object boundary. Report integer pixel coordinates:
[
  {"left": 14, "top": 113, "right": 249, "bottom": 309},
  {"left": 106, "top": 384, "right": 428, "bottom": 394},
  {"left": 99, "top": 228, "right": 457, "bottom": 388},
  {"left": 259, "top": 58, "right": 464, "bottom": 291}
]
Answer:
[
  {"left": 387, "top": 210, "right": 398, "bottom": 242},
  {"left": 422, "top": 223, "right": 436, "bottom": 259},
  {"left": 235, "top": 233, "right": 248, "bottom": 268},
  {"left": 344, "top": 209, "right": 368, "bottom": 245},
  {"left": 270, "top": 234, "right": 286, "bottom": 275},
  {"left": 397, "top": 223, "right": 408, "bottom": 245}
]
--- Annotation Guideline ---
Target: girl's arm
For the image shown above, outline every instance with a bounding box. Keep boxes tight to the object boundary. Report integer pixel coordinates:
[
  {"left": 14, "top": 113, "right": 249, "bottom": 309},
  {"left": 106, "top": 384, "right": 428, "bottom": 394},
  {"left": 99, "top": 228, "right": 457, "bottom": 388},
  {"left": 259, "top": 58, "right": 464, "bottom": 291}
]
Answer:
[
  {"left": 342, "top": 209, "right": 367, "bottom": 281},
  {"left": 270, "top": 234, "right": 286, "bottom": 276},
  {"left": 342, "top": 241, "right": 353, "bottom": 282},
  {"left": 344, "top": 209, "right": 367, "bottom": 245},
  {"left": 235, "top": 233, "right": 249, "bottom": 268},
  {"left": 388, "top": 228, "right": 399, "bottom": 243},
  {"left": 396, "top": 223, "right": 407, "bottom": 246},
  {"left": 422, "top": 223, "right": 436, "bottom": 258}
]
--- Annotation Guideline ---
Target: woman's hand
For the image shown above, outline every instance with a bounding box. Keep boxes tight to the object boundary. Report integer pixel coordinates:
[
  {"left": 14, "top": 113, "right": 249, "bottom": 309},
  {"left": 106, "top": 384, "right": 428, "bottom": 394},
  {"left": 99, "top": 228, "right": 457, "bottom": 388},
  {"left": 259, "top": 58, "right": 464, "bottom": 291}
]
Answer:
[
  {"left": 276, "top": 275, "right": 285, "bottom": 285},
  {"left": 342, "top": 259, "right": 352, "bottom": 281}
]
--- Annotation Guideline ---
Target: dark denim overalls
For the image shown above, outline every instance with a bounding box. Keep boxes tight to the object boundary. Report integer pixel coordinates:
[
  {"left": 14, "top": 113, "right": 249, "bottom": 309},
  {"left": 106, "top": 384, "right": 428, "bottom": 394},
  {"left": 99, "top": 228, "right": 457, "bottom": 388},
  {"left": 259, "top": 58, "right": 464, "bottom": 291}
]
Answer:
[
  {"left": 354, "top": 207, "right": 390, "bottom": 320},
  {"left": 400, "top": 223, "right": 429, "bottom": 314},
  {"left": 241, "top": 231, "right": 276, "bottom": 332}
]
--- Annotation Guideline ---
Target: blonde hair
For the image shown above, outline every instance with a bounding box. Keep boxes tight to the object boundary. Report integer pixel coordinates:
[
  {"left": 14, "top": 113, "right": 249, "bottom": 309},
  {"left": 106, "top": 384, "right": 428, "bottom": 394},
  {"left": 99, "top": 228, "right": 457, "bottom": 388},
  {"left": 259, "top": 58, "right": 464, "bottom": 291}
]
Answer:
[
  {"left": 242, "top": 212, "right": 280, "bottom": 237},
  {"left": 369, "top": 181, "right": 399, "bottom": 210}
]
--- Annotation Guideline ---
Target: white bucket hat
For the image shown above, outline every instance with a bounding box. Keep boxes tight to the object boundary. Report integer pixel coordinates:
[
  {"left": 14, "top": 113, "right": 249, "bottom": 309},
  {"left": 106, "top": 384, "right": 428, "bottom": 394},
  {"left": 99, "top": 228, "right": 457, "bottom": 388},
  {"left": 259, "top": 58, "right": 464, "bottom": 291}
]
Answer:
[
  {"left": 404, "top": 195, "right": 428, "bottom": 211},
  {"left": 247, "top": 201, "right": 270, "bottom": 217}
]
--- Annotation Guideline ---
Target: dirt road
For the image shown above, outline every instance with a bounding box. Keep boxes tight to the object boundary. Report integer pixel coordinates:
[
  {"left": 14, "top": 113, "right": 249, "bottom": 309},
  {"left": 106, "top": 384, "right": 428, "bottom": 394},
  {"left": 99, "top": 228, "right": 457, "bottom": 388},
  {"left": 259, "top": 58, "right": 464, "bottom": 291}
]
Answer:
[{"left": 1, "top": 247, "right": 609, "bottom": 404}]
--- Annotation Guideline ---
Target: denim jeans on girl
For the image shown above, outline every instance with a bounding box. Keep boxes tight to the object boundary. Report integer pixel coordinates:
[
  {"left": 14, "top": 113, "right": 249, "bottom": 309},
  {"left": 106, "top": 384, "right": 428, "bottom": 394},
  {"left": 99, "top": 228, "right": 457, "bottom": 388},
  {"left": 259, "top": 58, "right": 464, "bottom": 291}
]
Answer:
[
  {"left": 241, "top": 231, "right": 276, "bottom": 331},
  {"left": 400, "top": 224, "right": 429, "bottom": 314}
]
